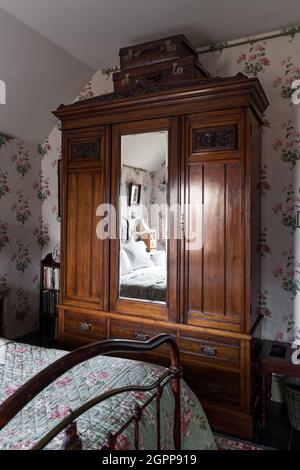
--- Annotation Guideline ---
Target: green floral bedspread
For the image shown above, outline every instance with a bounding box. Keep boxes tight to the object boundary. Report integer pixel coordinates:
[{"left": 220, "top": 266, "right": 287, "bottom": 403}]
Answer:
[{"left": 0, "top": 341, "right": 216, "bottom": 450}]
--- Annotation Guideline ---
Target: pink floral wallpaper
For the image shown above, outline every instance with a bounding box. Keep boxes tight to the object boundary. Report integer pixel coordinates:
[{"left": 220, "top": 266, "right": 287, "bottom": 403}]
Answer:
[
  {"left": 0, "top": 135, "right": 41, "bottom": 337},
  {"left": 1, "top": 29, "right": 300, "bottom": 343},
  {"left": 120, "top": 163, "right": 167, "bottom": 249}
]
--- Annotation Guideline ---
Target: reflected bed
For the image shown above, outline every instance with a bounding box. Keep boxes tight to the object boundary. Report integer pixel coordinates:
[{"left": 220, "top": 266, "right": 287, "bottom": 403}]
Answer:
[{"left": 120, "top": 265, "right": 166, "bottom": 302}]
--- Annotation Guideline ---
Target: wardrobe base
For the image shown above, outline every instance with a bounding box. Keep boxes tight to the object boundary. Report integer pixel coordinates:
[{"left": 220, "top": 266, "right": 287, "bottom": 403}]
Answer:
[{"left": 202, "top": 402, "right": 253, "bottom": 439}]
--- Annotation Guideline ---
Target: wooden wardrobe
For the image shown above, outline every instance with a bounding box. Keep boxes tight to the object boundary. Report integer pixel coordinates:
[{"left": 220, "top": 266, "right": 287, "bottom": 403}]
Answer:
[{"left": 54, "top": 35, "right": 268, "bottom": 438}]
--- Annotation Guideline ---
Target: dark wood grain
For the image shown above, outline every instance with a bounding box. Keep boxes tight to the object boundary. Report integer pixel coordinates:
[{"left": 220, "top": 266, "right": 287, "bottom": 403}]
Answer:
[
  {"left": 226, "top": 162, "right": 243, "bottom": 317},
  {"left": 203, "top": 164, "right": 225, "bottom": 315}
]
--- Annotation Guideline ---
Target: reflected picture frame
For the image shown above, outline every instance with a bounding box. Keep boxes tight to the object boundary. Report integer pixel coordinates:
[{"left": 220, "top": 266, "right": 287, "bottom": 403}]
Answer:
[{"left": 128, "top": 183, "right": 141, "bottom": 206}]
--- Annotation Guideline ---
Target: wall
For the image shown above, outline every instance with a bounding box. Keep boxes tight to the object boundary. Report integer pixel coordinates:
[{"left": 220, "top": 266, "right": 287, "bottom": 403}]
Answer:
[
  {"left": 0, "top": 73, "right": 108, "bottom": 338},
  {"left": 0, "top": 134, "right": 41, "bottom": 337},
  {"left": 120, "top": 163, "right": 167, "bottom": 249},
  {"left": 120, "top": 165, "right": 152, "bottom": 228},
  {"left": 0, "top": 6, "right": 93, "bottom": 143},
  {"left": 41, "top": 31, "right": 300, "bottom": 343}
]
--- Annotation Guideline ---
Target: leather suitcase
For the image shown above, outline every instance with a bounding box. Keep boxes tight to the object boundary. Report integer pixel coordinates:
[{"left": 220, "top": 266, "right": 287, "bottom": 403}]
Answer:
[
  {"left": 113, "top": 56, "right": 209, "bottom": 91},
  {"left": 119, "top": 34, "right": 199, "bottom": 71}
]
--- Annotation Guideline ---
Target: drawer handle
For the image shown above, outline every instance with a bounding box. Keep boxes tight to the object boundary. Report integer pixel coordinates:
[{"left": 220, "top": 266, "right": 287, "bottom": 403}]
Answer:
[
  {"left": 205, "top": 382, "right": 224, "bottom": 394},
  {"left": 134, "top": 331, "right": 149, "bottom": 342},
  {"left": 79, "top": 322, "right": 92, "bottom": 331},
  {"left": 201, "top": 345, "right": 218, "bottom": 356}
]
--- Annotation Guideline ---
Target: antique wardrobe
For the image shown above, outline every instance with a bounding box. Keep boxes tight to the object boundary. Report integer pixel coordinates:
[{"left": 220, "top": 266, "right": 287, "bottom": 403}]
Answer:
[{"left": 54, "top": 35, "right": 268, "bottom": 438}]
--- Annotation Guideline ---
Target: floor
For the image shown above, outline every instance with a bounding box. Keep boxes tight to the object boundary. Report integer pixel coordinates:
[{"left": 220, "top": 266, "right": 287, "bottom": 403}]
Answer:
[
  {"left": 252, "top": 401, "right": 300, "bottom": 450},
  {"left": 17, "top": 332, "right": 300, "bottom": 450}
]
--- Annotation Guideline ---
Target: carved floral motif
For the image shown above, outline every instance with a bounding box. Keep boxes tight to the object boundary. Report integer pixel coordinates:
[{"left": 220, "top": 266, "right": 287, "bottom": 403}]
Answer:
[
  {"left": 71, "top": 142, "right": 98, "bottom": 160},
  {"left": 192, "top": 125, "right": 236, "bottom": 152}
]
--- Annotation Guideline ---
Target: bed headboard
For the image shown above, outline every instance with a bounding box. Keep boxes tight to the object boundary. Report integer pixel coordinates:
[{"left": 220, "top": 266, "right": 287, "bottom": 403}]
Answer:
[{"left": 120, "top": 217, "right": 129, "bottom": 245}]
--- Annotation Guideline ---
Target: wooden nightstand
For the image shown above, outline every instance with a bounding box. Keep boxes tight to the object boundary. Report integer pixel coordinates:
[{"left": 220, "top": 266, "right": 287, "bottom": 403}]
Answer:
[{"left": 260, "top": 340, "right": 300, "bottom": 427}]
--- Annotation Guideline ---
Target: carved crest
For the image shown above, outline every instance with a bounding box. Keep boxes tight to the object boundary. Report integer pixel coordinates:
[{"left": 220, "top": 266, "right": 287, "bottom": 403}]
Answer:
[{"left": 192, "top": 125, "right": 237, "bottom": 152}]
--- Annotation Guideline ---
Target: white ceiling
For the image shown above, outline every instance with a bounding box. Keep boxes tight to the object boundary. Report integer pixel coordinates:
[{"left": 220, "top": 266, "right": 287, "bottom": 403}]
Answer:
[
  {"left": 0, "top": 0, "right": 300, "bottom": 69},
  {"left": 122, "top": 132, "right": 168, "bottom": 171}
]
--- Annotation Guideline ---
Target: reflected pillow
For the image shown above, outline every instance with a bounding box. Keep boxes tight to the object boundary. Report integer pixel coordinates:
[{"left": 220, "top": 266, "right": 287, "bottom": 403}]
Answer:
[
  {"left": 150, "top": 250, "right": 166, "bottom": 267},
  {"left": 120, "top": 247, "right": 133, "bottom": 276},
  {"left": 123, "top": 240, "right": 152, "bottom": 271}
]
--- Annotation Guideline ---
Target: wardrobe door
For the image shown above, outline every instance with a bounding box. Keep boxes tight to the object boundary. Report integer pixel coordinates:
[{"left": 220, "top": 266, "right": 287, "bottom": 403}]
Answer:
[
  {"left": 60, "top": 127, "right": 110, "bottom": 310},
  {"left": 110, "top": 117, "right": 179, "bottom": 323},
  {"left": 184, "top": 110, "right": 245, "bottom": 332}
]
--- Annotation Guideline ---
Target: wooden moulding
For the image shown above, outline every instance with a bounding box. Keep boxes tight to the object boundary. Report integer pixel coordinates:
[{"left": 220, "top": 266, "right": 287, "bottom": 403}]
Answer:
[{"left": 54, "top": 75, "right": 269, "bottom": 126}]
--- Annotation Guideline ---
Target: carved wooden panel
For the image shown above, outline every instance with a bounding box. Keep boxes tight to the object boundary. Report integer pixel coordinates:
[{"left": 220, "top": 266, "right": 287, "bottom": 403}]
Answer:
[
  {"left": 187, "top": 162, "right": 243, "bottom": 327},
  {"left": 64, "top": 170, "right": 105, "bottom": 308},
  {"left": 70, "top": 141, "right": 99, "bottom": 161},
  {"left": 192, "top": 125, "right": 237, "bottom": 153}
]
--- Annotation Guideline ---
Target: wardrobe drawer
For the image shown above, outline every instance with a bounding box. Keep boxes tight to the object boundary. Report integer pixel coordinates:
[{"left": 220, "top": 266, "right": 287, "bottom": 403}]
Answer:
[
  {"left": 64, "top": 311, "right": 107, "bottom": 340},
  {"left": 110, "top": 319, "right": 177, "bottom": 360},
  {"left": 184, "top": 367, "right": 241, "bottom": 407},
  {"left": 179, "top": 331, "right": 240, "bottom": 372},
  {"left": 111, "top": 319, "right": 176, "bottom": 341}
]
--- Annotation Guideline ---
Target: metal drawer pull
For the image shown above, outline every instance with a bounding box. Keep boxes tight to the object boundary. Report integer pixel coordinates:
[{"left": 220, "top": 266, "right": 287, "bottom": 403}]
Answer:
[
  {"left": 201, "top": 345, "right": 217, "bottom": 356},
  {"left": 134, "top": 331, "right": 149, "bottom": 342},
  {"left": 79, "top": 322, "right": 92, "bottom": 331},
  {"left": 205, "top": 382, "right": 224, "bottom": 394}
]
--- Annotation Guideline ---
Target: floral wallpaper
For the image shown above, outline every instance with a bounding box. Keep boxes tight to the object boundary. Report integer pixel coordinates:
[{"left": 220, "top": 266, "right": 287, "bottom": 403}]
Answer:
[
  {"left": 120, "top": 164, "right": 152, "bottom": 227},
  {"left": 120, "top": 163, "right": 167, "bottom": 249},
  {"left": 0, "top": 135, "right": 41, "bottom": 337},
  {"left": 2, "top": 29, "right": 300, "bottom": 343}
]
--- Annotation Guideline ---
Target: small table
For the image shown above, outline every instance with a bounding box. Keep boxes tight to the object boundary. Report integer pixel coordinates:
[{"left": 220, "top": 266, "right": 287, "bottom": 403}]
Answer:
[
  {"left": 260, "top": 340, "right": 300, "bottom": 427},
  {"left": 0, "top": 288, "right": 9, "bottom": 337}
]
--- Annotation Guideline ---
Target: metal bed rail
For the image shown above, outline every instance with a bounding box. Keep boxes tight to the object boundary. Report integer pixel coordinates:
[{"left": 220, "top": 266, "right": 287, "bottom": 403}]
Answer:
[{"left": 0, "top": 334, "right": 182, "bottom": 450}]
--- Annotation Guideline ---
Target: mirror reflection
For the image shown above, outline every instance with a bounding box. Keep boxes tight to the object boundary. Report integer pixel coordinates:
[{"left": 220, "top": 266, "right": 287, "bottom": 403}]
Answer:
[{"left": 119, "top": 131, "right": 168, "bottom": 304}]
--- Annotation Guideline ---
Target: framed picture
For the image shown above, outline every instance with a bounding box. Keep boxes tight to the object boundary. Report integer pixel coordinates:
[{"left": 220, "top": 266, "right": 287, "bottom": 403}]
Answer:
[{"left": 128, "top": 183, "right": 141, "bottom": 206}]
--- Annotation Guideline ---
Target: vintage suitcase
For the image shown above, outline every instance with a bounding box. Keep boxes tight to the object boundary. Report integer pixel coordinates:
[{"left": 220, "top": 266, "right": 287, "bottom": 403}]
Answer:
[
  {"left": 119, "top": 34, "right": 200, "bottom": 71},
  {"left": 113, "top": 56, "right": 209, "bottom": 91}
]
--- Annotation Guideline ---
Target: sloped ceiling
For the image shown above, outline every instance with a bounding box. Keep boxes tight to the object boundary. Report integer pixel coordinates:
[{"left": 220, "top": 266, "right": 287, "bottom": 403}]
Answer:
[
  {"left": 0, "top": 7, "right": 93, "bottom": 143},
  {"left": 1, "top": 0, "right": 300, "bottom": 142}
]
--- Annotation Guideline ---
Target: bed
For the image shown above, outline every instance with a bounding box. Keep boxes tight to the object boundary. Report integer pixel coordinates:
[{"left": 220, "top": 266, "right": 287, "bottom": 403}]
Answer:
[
  {"left": 0, "top": 335, "right": 216, "bottom": 450},
  {"left": 120, "top": 265, "right": 166, "bottom": 302}
]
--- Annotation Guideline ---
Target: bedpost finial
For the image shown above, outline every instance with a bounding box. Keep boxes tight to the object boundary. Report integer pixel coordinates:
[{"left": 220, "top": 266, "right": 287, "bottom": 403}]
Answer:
[{"left": 62, "top": 420, "right": 83, "bottom": 450}]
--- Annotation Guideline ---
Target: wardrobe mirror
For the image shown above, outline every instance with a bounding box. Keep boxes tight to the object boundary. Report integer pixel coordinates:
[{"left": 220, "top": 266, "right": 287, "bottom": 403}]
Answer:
[{"left": 119, "top": 130, "right": 168, "bottom": 304}]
